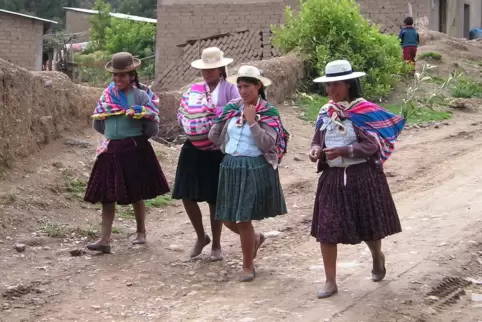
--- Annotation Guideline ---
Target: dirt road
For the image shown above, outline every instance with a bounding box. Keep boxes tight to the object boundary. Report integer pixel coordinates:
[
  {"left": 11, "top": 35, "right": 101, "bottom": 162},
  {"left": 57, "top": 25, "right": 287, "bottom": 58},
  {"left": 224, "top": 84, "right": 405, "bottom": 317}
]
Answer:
[{"left": 1, "top": 105, "right": 482, "bottom": 322}]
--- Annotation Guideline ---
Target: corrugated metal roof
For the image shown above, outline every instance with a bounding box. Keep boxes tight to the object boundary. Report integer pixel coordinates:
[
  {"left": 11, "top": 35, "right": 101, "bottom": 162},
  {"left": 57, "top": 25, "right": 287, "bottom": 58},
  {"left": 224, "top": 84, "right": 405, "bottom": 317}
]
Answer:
[
  {"left": 63, "top": 7, "right": 156, "bottom": 23},
  {"left": 158, "top": 28, "right": 280, "bottom": 90},
  {"left": 0, "top": 9, "right": 58, "bottom": 24}
]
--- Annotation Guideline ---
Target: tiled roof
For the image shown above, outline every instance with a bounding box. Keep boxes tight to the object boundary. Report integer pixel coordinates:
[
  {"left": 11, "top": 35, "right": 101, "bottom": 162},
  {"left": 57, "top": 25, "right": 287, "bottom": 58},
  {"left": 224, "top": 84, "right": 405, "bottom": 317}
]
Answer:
[{"left": 158, "top": 28, "right": 281, "bottom": 90}]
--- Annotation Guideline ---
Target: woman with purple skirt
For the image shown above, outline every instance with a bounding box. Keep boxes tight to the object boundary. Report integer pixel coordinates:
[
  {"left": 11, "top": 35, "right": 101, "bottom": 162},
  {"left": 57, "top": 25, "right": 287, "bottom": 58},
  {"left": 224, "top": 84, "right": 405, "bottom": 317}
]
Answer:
[
  {"left": 309, "top": 60, "right": 405, "bottom": 298},
  {"left": 84, "top": 52, "right": 170, "bottom": 253}
]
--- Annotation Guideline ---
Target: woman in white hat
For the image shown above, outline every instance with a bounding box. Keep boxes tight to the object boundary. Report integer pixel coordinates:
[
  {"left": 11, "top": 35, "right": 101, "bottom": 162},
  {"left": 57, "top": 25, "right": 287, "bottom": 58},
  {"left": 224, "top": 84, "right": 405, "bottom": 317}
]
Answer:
[
  {"left": 172, "top": 47, "right": 240, "bottom": 261},
  {"left": 308, "top": 60, "right": 405, "bottom": 298},
  {"left": 209, "top": 65, "right": 289, "bottom": 282}
]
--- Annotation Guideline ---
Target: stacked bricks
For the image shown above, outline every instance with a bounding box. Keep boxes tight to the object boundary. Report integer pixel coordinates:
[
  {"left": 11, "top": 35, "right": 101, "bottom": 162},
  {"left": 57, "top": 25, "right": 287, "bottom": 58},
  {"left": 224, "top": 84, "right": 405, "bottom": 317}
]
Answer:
[
  {"left": 157, "top": 28, "right": 281, "bottom": 90},
  {"left": 155, "top": 0, "right": 290, "bottom": 85},
  {"left": 0, "top": 12, "right": 44, "bottom": 71}
]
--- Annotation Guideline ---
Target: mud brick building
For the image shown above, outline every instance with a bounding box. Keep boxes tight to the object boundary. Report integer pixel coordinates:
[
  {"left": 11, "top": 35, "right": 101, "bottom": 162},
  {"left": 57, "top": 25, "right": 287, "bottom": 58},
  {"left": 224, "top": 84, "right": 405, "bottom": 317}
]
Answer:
[
  {"left": 0, "top": 9, "right": 57, "bottom": 71},
  {"left": 155, "top": 0, "right": 482, "bottom": 89}
]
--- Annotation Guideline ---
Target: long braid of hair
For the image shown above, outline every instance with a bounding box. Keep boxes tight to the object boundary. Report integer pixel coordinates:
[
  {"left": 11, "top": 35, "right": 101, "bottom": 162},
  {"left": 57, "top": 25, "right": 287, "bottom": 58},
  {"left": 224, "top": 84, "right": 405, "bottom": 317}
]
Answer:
[{"left": 131, "top": 71, "right": 141, "bottom": 89}]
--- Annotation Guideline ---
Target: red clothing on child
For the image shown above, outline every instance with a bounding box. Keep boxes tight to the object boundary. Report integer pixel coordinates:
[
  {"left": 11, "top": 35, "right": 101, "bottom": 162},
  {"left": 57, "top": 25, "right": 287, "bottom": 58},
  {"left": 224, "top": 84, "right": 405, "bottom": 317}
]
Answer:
[{"left": 403, "top": 46, "right": 417, "bottom": 64}]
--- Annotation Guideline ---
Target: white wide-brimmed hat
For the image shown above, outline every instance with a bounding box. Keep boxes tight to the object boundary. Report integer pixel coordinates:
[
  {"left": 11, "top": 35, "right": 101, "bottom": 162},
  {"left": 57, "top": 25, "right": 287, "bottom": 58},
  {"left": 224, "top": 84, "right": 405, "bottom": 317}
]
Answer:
[
  {"left": 313, "top": 60, "right": 366, "bottom": 83},
  {"left": 227, "top": 65, "right": 272, "bottom": 87},
  {"left": 191, "top": 47, "right": 233, "bottom": 69}
]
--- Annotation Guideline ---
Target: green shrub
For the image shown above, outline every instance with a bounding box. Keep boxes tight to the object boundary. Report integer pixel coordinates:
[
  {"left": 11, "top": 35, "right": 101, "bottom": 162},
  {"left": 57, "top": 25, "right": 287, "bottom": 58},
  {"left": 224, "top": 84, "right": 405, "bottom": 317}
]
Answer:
[
  {"left": 272, "top": 0, "right": 411, "bottom": 100},
  {"left": 418, "top": 52, "right": 442, "bottom": 61},
  {"left": 451, "top": 78, "right": 482, "bottom": 98}
]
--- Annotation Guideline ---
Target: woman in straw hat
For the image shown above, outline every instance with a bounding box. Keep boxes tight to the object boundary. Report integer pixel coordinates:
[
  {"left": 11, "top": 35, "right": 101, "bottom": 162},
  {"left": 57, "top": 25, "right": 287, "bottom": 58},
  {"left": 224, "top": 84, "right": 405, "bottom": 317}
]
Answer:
[
  {"left": 172, "top": 47, "right": 240, "bottom": 261},
  {"left": 84, "top": 52, "right": 170, "bottom": 253},
  {"left": 309, "top": 60, "right": 405, "bottom": 298},
  {"left": 209, "top": 65, "right": 289, "bottom": 282}
]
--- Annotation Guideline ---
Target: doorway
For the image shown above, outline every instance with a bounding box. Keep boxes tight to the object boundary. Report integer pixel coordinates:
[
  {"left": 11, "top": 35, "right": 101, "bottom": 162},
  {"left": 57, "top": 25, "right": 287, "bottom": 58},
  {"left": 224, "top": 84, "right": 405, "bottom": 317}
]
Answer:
[
  {"left": 439, "top": 0, "right": 447, "bottom": 33},
  {"left": 463, "top": 4, "right": 470, "bottom": 39}
]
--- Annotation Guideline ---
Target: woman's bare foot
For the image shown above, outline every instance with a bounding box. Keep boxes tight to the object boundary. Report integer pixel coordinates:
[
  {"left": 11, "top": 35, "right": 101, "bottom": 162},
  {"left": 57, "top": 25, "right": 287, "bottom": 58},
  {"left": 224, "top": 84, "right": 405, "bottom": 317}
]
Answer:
[
  {"left": 210, "top": 248, "right": 223, "bottom": 261},
  {"left": 190, "top": 235, "right": 211, "bottom": 258},
  {"left": 253, "top": 233, "right": 265, "bottom": 259},
  {"left": 132, "top": 232, "right": 146, "bottom": 245},
  {"left": 317, "top": 280, "right": 338, "bottom": 299}
]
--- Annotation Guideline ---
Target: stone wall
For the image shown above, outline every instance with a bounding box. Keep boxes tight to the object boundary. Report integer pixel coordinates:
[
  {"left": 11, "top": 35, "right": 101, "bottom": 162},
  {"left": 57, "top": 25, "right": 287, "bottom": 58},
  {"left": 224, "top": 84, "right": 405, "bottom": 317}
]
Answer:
[{"left": 0, "top": 12, "right": 45, "bottom": 71}]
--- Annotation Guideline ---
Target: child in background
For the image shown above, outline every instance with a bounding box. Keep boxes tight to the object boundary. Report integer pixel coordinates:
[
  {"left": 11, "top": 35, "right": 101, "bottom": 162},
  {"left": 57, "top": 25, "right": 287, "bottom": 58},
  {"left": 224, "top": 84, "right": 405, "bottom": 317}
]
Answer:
[
  {"left": 399, "top": 17, "right": 419, "bottom": 66},
  {"left": 84, "top": 52, "right": 170, "bottom": 253}
]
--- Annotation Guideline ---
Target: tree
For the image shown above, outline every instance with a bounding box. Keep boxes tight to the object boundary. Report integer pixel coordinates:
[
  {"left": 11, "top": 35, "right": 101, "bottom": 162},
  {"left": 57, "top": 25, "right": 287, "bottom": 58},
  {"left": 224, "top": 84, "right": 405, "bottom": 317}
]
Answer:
[
  {"left": 105, "top": 18, "right": 155, "bottom": 57},
  {"left": 89, "top": 0, "right": 111, "bottom": 50},
  {"left": 118, "top": 0, "right": 156, "bottom": 18}
]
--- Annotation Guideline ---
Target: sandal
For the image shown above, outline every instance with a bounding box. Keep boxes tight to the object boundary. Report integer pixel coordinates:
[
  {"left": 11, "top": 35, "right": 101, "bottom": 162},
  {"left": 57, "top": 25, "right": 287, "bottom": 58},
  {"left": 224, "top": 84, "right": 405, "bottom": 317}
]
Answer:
[
  {"left": 86, "top": 243, "right": 111, "bottom": 253},
  {"left": 253, "top": 233, "right": 265, "bottom": 259},
  {"left": 132, "top": 233, "right": 146, "bottom": 245},
  {"left": 371, "top": 252, "right": 386, "bottom": 282},
  {"left": 317, "top": 286, "right": 338, "bottom": 299},
  {"left": 239, "top": 267, "right": 256, "bottom": 282}
]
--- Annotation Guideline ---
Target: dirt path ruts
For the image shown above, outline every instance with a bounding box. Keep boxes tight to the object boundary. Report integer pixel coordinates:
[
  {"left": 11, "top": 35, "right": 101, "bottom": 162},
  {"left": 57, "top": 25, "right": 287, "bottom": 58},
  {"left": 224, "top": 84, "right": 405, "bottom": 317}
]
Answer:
[{"left": 1, "top": 108, "right": 482, "bottom": 321}]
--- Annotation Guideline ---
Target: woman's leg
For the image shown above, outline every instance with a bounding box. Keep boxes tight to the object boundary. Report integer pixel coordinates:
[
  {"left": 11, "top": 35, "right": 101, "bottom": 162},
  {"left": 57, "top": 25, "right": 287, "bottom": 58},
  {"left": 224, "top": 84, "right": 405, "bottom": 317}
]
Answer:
[
  {"left": 87, "top": 203, "right": 115, "bottom": 253},
  {"left": 183, "top": 199, "right": 210, "bottom": 257},
  {"left": 365, "top": 240, "right": 385, "bottom": 281},
  {"left": 223, "top": 221, "right": 264, "bottom": 259},
  {"left": 237, "top": 221, "right": 256, "bottom": 280},
  {"left": 208, "top": 203, "right": 223, "bottom": 260},
  {"left": 318, "top": 243, "right": 338, "bottom": 298},
  {"left": 132, "top": 200, "right": 146, "bottom": 244},
  {"left": 223, "top": 221, "right": 239, "bottom": 234}
]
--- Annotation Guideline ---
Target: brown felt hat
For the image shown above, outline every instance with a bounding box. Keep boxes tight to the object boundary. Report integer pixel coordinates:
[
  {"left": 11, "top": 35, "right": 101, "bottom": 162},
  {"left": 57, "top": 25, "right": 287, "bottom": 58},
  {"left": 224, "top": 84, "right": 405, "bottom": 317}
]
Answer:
[{"left": 105, "top": 52, "right": 141, "bottom": 73}]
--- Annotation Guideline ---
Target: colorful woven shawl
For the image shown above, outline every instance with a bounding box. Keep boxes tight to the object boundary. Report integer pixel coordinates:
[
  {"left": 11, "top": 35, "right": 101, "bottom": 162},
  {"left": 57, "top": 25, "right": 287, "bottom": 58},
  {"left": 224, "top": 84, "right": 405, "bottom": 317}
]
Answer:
[
  {"left": 315, "top": 98, "right": 405, "bottom": 163},
  {"left": 217, "top": 98, "right": 289, "bottom": 162},
  {"left": 137, "top": 83, "right": 160, "bottom": 108},
  {"left": 178, "top": 82, "right": 219, "bottom": 150},
  {"left": 92, "top": 82, "right": 159, "bottom": 123}
]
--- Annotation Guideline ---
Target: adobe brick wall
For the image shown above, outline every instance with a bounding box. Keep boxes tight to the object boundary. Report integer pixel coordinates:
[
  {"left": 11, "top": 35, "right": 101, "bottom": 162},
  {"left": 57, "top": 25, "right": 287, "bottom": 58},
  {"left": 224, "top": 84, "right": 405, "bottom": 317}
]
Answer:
[
  {"left": 65, "top": 10, "right": 93, "bottom": 42},
  {"left": 155, "top": 0, "right": 298, "bottom": 85},
  {"left": 154, "top": 53, "right": 305, "bottom": 140},
  {"left": 0, "top": 12, "right": 44, "bottom": 71},
  {"left": 357, "top": 0, "right": 430, "bottom": 33},
  {"left": 154, "top": 0, "right": 433, "bottom": 86}
]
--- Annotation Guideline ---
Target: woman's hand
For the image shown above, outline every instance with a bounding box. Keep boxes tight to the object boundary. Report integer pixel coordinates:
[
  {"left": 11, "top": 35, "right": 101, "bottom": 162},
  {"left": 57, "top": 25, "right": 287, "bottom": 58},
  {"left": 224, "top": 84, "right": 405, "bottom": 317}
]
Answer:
[
  {"left": 244, "top": 104, "right": 257, "bottom": 125},
  {"left": 323, "top": 147, "right": 342, "bottom": 160},
  {"left": 309, "top": 147, "right": 322, "bottom": 162}
]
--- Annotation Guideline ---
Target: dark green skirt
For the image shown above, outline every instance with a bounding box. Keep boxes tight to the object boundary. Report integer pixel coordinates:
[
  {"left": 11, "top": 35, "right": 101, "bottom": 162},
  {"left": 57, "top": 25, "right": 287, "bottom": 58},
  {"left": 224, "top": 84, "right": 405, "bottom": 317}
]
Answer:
[{"left": 216, "top": 155, "right": 287, "bottom": 222}]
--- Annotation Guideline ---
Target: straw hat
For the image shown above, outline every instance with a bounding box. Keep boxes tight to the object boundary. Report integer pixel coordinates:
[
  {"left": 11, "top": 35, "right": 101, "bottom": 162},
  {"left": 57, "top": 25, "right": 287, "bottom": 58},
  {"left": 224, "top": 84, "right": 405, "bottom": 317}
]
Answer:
[
  {"left": 191, "top": 47, "right": 233, "bottom": 69},
  {"left": 313, "top": 60, "right": 366, "bottom": 83},
  {"left": 227, "top": 65, "right": 272, "bottom": 87},
  {"left": 105, "top": 52, "right": 141, "bottom": 73}
]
